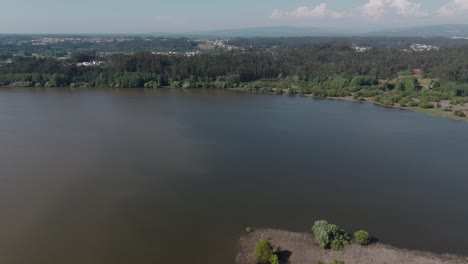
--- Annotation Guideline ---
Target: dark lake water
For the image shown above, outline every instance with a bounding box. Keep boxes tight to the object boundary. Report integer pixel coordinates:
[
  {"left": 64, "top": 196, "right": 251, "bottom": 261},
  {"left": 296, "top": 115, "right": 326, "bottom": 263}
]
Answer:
[{"left": 1, "top": 88, "right": 468, "bottom": 264}]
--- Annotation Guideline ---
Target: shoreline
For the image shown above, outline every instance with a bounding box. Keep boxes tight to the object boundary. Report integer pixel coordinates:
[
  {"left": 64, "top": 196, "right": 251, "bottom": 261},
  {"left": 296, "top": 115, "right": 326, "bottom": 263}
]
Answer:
[
  {"left": 237, "top": 229, "right": 468, "bottom": 264},
  {"left": 233, "top": 88, "right": 468, "bottom": 122}
]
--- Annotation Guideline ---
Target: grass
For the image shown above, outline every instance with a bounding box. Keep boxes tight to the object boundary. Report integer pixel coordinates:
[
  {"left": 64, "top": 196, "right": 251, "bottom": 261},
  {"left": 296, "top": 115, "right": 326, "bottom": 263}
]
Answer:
[
  {"left": 417, "top": 77, "right": 438, "bottom": 89},
  {"left": 407, "top": 107, "right": 468, "bottom": 122}
]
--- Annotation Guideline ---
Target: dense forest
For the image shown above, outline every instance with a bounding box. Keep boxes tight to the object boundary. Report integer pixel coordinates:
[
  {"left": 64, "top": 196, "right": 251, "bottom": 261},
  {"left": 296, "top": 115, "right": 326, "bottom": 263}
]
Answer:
[
  {"left": 1, "top": 44, "right": 468, "bottom": 118},
  {"left": 2, "top": 45, "right": 468, "bottom": 84},
  {"left": 228, "top": 36, "right": 468, "bottom": 50}
]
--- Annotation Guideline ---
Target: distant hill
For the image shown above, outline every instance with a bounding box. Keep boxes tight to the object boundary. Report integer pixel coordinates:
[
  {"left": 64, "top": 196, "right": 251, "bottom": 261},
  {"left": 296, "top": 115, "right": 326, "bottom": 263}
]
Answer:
[
  {"left": 181, "top": 26, "right": 355, "bottom": 38},
  {"left": 367, "top": 24, "right": 468, "bottom": 37},
  {"left": 151, "top": 24, "right": 468, "bottom": 38}
]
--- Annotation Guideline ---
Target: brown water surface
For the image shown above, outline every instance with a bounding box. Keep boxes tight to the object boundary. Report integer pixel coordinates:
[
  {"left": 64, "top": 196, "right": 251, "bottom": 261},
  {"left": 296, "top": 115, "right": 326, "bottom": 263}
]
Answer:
[{"left": 0, "top": 88, "right": 467, "bottom": 264}]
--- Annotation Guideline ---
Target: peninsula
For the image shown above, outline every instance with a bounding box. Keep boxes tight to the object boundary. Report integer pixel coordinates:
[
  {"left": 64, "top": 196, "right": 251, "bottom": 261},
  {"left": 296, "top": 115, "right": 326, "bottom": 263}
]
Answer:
[{"left": 237, "top": 228, "right": 467, "bottom": 264}]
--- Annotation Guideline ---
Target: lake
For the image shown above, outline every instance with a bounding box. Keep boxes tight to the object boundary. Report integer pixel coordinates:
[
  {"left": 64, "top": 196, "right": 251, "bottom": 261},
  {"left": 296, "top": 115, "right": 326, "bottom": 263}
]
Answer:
[{"left": 0, "top": 88, "right": 467, "bottom": 264}]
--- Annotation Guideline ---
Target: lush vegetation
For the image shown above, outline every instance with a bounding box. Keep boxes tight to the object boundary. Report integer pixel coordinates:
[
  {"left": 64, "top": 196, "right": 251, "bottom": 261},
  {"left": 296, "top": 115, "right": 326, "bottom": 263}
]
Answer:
[
  {"left": 229, "top": 36, "right": 468, "bottom": 51},
  {"left": 354, "top": 230, "right": 371, "bottom": 246},
  {"left": 312, "top": 220, "right": 351, "bottom": 250},
  {"left": 254, "top": 240, "right": 281, "bottom": 264},
  {"left": 269, "top": 254, "right": 280, "bottom": 264},
  {"left": 311, "top": 221, "right": 374, "bottom": 250},
  {"left": 2, "top": 45, "right": 468, "bottom": 85},
  {"left": 255, "top": 240, "right": 274, "bottom": 264}
]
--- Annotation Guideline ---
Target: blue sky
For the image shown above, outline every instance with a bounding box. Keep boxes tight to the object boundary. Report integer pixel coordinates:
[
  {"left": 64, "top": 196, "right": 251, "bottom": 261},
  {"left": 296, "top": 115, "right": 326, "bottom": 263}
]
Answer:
[{"left": 1, "top": 0, "right": 468, "bottom": 33}]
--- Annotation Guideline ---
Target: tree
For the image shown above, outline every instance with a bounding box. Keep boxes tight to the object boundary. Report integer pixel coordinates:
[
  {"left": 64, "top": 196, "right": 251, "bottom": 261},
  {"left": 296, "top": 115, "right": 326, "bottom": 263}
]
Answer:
[
  {"left": 354, "top": 230, "right": 371, "bottom": 245},
  {"left": 255, "top": 240, "right": 273, "bottom": 264},
  {"left": 312, "top": 220, "right": 350, "bottom": 250},
  {"left": 395, "top": 76, "right": 420, "bottom": 92}
]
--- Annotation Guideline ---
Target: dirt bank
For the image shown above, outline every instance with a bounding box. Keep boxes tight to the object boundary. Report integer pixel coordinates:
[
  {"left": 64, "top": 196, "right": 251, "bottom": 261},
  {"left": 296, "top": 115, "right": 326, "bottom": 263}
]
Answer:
[{"left": 236, "top": 229, "right": 468, "bottom": 264}]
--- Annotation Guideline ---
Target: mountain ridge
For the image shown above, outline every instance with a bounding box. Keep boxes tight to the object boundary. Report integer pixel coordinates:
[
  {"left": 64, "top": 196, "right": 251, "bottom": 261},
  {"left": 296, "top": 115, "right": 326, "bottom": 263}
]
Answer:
[{"left": 150, "top": 24, "right": 468, "bottom": 38}]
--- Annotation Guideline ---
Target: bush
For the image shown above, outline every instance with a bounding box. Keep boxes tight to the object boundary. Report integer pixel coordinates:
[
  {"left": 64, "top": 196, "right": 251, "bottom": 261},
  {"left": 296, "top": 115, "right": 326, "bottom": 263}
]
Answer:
[
  {"left": 312, "top": 220, "right": 350, "bottom": 250},
  {"left": 454, "top": 110, "right": 466, "bottom": 117},
  {"left": 269, "top": 254, "right": 280, "bottom": 264},
  {"left": 442, "top": 105, "right": 453, "bottom": 112},
  {"left": 255, "top": 240, "right": 273, "bottom": 263},
  {"left": 398, "top": 97, "right": 411, "bottom": 107},
  {"left": 419, "top": 101, "right": 434, "bottom": 109},
  {"left": 408, "top": 100, "right": 419, "bottom": 107},
  {"left": 288, "top": 87, "right": 298, "bottom": 95},
  {"left": 354, "top": 230, "right": 371, "bottom": 245}
]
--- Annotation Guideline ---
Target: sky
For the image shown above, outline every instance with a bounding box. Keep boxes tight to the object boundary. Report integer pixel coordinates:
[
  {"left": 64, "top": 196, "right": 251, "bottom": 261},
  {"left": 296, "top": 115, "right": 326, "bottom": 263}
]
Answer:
[{"left": 1, "top": 0, "right": 468, "bottom": 33}]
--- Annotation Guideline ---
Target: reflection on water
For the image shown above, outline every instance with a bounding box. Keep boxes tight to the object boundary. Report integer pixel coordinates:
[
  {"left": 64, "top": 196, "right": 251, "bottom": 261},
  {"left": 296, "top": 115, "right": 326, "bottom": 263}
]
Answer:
[{"left": 0, "top": 88, "right": 467, "bottom": 264}]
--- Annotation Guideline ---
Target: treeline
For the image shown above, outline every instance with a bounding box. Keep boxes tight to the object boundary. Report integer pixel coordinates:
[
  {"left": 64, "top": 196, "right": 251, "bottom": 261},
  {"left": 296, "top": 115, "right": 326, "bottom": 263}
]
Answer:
[{"left": 1, "top": 45, "right": 468, "bottom": 88}]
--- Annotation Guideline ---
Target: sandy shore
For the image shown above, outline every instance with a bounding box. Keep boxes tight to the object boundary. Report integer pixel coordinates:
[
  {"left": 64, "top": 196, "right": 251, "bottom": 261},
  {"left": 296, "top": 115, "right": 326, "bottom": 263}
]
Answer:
[{"left": 236, "top": 229, "right": 468, "bottom": 264}]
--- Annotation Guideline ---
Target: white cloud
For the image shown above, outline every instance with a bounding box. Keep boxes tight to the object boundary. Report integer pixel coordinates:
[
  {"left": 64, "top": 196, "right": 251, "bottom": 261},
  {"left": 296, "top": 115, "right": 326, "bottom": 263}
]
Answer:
[
  {"left": 273, "top": 0, "right": 427, "bottom": 20},
  {"left": 271, "top": 3, "right": 343, "bottom": 19},
  {"left": 359, "top": 0, "right": 427, "bottom": 18},
  {"left": 437, "top": 0, "right": 468, "bottom": 16},
  {"left": 360, "top": 0, "right": 387, "bottom": 18},
  {"left": 388, "top": 0, "right": 427, "bottom": 16}
]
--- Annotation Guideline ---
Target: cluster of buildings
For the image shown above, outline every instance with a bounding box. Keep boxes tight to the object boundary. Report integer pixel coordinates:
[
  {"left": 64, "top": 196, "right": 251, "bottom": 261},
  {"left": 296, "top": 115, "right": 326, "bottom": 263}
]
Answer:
[
  {"left": 151, "top": 51, "right": 201, "bottom": 57},
  {"left": 352, "top": 45, "right": 372, "bottom": 52},
  {"left": 410, "top": 44, "right": 440, "bottom": 52},
  {"left": 76, "top": 61, "right": 105, "bottom": 67},
  {"left": 30, "top": 37, "right": 133, "bottom": 46},
  {"left": 198, "top": 39, "right": 239, "bottom": 51}
]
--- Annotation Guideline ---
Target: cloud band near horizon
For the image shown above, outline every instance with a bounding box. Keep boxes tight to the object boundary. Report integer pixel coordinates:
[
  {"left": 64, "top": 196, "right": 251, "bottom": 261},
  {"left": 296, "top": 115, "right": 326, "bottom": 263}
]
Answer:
[{"left": 271, "top": 0, "right": 468, "bottom": 19}]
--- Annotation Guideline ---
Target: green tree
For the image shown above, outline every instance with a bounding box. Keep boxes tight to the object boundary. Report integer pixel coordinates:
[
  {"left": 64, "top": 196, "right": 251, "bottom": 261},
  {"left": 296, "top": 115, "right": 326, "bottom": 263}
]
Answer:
[
  {"left": 255, "top": 240, "right": 273, "bottom": 264},
  {"left": 354, "top": 230, "right": 371, "bottom": 245},
  {"left": 312, "top": 220, "right": 350, "bottom": 250},
  {"left": 395, "top": 76, "right": 420, "bottom": 92}
]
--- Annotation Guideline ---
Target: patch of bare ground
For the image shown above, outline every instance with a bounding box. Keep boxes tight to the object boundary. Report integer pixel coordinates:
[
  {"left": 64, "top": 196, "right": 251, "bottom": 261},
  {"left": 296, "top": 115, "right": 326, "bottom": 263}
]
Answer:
[
  {"left": 236, "top": 229, "right": 468, "bottom": 264},
  {"left": 439, "top": 100, "right": 468, "bottom": 112}
]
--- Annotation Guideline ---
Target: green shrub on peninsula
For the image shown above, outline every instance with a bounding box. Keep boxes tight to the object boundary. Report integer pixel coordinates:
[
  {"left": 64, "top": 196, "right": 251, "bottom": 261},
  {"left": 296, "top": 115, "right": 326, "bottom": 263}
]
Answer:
[
  {"left": 354, "top": 230, "right": 371, "bottom": 245},
  {"left": 312, "top": 220, "right": 350, "bottom": 250},
  {"left": 255, "top": 240, "right": 273, "bottom": 263},
  {"left": 269, "top": 254, "right": 280, "bottom": 264}
]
